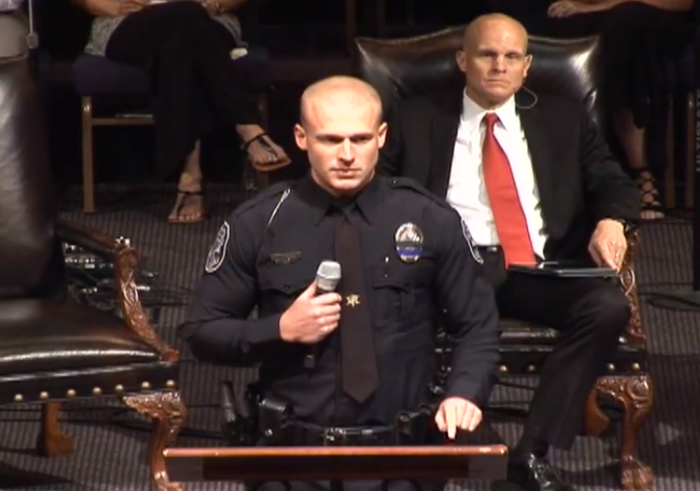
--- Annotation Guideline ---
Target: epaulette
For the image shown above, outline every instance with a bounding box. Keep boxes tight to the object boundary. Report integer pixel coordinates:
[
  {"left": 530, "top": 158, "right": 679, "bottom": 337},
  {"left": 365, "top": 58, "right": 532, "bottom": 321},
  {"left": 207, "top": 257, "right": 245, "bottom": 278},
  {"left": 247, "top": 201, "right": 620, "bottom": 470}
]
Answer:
[
  {"left": 386, "top": 177, "right": 452, "bottom": 210},
  {"left": 231, "top": 181, "right": 291, "bottom": 217}
]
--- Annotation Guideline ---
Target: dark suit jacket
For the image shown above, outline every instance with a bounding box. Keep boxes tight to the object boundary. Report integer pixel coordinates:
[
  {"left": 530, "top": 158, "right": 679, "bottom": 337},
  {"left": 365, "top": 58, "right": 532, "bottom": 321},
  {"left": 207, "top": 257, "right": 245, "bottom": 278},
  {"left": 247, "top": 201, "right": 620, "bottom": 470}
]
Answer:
[{"left": 378, "top": 90, "right": 640, "bottom": 261}]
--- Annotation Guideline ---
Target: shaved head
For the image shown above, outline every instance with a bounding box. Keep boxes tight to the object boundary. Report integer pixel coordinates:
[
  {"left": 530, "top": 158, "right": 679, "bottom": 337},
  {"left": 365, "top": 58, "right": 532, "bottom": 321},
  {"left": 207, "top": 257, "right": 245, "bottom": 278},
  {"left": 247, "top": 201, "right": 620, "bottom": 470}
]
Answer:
[
  {"left": 456, "top": 13, "right": 532, "bottom": 109},
  {"left": 463, "top": 14, "right": 528, "bottom": 54},
  {"left": 299, "top": 76, "right": 383, "bottom": 128}
]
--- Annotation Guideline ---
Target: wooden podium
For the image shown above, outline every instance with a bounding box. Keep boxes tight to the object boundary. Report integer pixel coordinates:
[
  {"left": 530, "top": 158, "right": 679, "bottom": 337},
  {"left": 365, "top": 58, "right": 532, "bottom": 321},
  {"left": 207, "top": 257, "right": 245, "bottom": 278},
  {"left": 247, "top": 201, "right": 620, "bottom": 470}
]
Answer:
[{"left": 163, "top": 444, "right": 509, "bottom": 490}]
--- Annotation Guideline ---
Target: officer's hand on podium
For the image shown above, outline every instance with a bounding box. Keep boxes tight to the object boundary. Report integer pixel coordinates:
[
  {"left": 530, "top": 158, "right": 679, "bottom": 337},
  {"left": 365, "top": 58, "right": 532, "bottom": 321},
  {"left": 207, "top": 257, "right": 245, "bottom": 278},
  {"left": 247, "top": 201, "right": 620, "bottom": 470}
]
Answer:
[
  {"left": 279, "top": 280, "right": 342, "bottom": 344},
  {"left": 434, "top": 397, "right": 482, "bottom": 440}
]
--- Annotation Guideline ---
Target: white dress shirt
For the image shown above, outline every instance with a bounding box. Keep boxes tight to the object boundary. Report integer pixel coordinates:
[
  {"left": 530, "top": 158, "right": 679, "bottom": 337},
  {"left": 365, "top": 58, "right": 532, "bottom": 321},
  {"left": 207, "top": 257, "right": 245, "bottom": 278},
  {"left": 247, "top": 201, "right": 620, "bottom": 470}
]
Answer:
[{"left": 445, "top": 92, "right": 548, "bottom": 258}]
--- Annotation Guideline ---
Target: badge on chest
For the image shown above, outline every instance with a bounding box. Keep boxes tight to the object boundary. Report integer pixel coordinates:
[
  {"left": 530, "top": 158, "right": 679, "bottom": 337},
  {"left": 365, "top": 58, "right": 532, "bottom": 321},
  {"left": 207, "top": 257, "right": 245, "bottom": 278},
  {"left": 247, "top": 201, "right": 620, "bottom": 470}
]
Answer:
[{"left": 394, "top": 222, "right": 424, "bottom": 263}]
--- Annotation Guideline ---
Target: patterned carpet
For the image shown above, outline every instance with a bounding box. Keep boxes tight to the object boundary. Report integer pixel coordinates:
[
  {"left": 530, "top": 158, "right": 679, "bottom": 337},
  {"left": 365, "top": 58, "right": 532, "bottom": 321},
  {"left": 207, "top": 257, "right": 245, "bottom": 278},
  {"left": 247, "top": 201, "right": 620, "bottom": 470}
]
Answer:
[{"left": 0, "top": 184, "right": 698, "bottom": 491}]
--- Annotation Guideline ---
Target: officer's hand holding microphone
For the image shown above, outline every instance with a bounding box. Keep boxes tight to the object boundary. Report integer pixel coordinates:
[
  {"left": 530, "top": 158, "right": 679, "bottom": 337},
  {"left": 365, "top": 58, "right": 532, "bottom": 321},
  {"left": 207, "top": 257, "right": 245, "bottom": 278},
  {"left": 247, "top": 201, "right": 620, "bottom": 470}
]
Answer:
[{"left": 279, "top": 261, "right": 342, "bottom": 344}]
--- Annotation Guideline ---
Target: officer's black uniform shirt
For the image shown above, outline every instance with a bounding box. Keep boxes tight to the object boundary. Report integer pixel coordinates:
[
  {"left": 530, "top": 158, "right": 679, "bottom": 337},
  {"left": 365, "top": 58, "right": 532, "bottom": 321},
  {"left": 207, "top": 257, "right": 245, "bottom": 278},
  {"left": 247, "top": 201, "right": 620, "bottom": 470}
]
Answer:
[{"left": 180, "top": 175, "right": 499, "bottom": 427}]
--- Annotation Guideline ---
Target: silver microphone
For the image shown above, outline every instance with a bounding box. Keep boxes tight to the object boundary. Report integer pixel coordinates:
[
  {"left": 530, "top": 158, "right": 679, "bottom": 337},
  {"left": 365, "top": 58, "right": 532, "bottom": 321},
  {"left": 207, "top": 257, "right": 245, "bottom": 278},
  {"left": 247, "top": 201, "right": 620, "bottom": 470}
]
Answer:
[
  {"left": 304, "top": 261, "right": 342, "bottom": 369},
  {"left": 316, "top": 260, "right": 341, "bottom": 294}
]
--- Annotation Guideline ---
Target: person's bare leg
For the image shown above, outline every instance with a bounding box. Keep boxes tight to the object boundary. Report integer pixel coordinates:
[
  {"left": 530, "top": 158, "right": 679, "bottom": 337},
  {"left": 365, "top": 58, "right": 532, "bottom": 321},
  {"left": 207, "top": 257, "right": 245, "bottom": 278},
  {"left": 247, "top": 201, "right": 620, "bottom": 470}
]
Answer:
[
  {"left": 237, "top": 124, "right": 290, "bottom": 170},
  {"left": 613, "top": 109, "right": 664, "bottom": 220},
  {"left": 168, "top": 140, "right": 205, "bottom": 223}
]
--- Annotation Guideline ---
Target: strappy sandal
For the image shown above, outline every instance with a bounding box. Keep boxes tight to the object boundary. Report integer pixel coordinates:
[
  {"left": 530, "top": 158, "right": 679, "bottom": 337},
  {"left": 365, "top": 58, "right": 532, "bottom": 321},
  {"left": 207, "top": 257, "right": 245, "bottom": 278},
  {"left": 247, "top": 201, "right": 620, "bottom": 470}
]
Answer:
[
  {"left": 241, "top": 132, "right": 291, "bottom": 172},
  {"left": 632, "top": 168, "right": 664, "bottom": 220},
  {"left": 167, "top": 189, "right": 206, "bottom": 224}
]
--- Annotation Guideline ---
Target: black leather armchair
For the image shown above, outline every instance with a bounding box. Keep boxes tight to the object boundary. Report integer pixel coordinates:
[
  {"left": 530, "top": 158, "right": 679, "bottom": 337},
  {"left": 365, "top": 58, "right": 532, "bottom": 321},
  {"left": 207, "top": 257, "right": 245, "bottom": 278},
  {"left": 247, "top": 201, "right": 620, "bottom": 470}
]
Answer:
[
  {"left": 356, "top": 26, "right": 652, "bottom": 491},
  {"left": 0, "top": 48, "right": 184, "bottom": 490}
]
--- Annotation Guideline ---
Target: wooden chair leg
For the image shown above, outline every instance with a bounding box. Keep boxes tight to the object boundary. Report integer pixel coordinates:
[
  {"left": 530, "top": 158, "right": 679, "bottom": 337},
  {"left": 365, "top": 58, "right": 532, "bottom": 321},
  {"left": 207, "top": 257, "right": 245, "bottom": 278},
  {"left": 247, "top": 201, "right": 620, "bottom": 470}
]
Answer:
[
  {"left": 81, "top": 96, "right": 96, "bottom": 213},
  {"left": 685, "top": 92, "right": 695, "bottom": 209},
  {"left": 253, "top": 92, "right": 274, "bottom": 191},
  {"left": 592, "top": 375, "right": 654, "bottom": 491},
  {"left": 257, "top": 92, "right": 270, "bottom": 131},
  {"left": 664, "top": 94, "right": 676, "bottom": 209},
  {"left": 123, "top": 391, "right": 186, "bottom": 491},
  {"left": 375, "top": 0, "right": 386, "bottom": 38},
  {"left": 36, "top": 402, "right": 76, "bottom": 457}
]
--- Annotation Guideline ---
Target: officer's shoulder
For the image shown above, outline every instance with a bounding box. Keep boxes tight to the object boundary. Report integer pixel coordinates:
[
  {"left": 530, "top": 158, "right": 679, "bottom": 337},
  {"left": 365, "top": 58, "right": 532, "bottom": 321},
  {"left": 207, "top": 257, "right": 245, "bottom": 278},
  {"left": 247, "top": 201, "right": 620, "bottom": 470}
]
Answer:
[
  {"left": 229, "top": 181, "right": 292, "bottom": 220},
  {"left": 385, "top": 177, "right": 453, "bottom": 213}
]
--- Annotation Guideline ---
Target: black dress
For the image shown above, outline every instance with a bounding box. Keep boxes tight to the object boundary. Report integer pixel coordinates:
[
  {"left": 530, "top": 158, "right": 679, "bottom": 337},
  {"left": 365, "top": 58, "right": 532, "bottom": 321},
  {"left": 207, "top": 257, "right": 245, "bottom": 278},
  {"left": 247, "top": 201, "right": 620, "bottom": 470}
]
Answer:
[{"left": 105, "top": 2, "right": 263, "bottom": 180}]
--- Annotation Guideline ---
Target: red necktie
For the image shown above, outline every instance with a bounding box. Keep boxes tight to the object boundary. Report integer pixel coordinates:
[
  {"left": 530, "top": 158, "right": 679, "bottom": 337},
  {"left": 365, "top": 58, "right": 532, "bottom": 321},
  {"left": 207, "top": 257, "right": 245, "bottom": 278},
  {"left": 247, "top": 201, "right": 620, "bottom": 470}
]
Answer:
[{"left": 481, "top": 113, "right": 536, "bottom": 267}]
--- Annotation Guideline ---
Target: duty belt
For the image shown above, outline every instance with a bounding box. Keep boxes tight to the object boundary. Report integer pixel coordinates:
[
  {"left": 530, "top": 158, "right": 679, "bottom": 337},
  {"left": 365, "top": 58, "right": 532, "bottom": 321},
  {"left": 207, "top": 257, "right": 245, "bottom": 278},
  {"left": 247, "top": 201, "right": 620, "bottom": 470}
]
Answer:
[
  {"left": 220, "top": 381, "right": 437, "bottom": 447},
  {"left": 263, "top": 404, "right": 437, "bottom": 447},
  {"left": 286, "top": 423, "right": 397, "bottom": 446}
]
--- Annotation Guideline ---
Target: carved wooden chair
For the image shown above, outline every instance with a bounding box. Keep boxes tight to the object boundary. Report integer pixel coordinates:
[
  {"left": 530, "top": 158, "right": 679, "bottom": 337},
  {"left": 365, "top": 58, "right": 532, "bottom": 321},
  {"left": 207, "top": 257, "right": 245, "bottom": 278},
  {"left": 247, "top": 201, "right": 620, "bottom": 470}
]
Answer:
[
  {"left": 0, "top": 41, "right": 185, "bottom": 491},
  {"left": 356, "top": 27, "right": 653, "bottom": 491}
]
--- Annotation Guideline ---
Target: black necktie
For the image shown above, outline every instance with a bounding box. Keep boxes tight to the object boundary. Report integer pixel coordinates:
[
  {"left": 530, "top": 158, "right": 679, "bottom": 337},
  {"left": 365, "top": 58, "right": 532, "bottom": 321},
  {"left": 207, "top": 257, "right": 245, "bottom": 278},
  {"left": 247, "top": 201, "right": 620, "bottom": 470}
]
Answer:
[{"left": 333, "top": 206, "right": 379, "bottom": 403}]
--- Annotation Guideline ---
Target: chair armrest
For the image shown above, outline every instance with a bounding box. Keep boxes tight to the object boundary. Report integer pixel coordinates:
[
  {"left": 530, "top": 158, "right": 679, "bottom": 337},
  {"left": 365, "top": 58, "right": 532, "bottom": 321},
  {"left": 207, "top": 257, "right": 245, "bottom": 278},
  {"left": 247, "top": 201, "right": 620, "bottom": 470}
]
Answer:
[
  {"left": 56, "top": 220, "right": 179, "bottom": 362},
  {"left": 56, "top": 219, "right": 122, "bottom": 259},
  {"left": 619, "top": 231, "right": 645, "bottom": 347}
]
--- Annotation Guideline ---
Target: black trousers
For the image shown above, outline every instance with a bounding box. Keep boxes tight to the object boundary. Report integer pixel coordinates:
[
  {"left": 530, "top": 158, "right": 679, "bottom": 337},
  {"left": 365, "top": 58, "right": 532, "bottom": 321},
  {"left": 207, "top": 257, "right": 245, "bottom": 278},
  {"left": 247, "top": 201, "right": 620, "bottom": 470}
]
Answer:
[
  {"left": 106, "top": 2, "right": 260, "bottom": 179},
  {"left": 480, "top": 247, "right": 629, "bottom": 450}
]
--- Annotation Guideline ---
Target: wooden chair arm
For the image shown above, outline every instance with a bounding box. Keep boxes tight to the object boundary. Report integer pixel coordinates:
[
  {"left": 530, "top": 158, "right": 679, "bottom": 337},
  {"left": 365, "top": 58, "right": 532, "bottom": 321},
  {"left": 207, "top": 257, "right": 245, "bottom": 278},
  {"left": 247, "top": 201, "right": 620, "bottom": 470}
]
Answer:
[{"left": 619, "top": 231, "right": 645, "bottom": 346}]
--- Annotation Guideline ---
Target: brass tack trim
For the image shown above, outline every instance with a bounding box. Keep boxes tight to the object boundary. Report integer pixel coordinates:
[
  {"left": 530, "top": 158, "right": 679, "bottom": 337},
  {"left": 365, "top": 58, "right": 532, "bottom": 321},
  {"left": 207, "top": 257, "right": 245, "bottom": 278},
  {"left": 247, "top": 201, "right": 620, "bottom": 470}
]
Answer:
[
  {"left": 92, "top": 387, "right": 102, "bottom": 395},
  {"left": 141, "top": 381, "right": 151, "bottom": 390},
  {"left": 527, "top": 365, "right": 536, "bottom": 373},
  {"left": 14, "top": 394, "right": 23, "bottom": 402},
  {"left": 39, "top": 392, "right": 49, "bottom": 400},
  {"left": 607, "top": 363, "right": 615, "bottom": 372},
  {"left": 115, "top": 384, "right": 124, "bottom": 393},
  {"left": 498, "top": 365, "right": 508, "bottom": 373},
  {"left": 66, "top": 389, "right": 76, "bottom": 397},
  {"left": 165, "top": 380, "right": 176, "bottom": 388},
  {"left": 631, "top": 363, "right": 641, "bottom": 371}
]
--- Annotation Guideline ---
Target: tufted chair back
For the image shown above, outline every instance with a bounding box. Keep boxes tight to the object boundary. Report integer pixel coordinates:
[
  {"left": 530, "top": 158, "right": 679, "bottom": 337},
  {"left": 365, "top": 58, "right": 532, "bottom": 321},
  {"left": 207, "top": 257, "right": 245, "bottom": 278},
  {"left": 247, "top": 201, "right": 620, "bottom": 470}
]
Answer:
[
  {"left": 355, "top": 26, "right": 603, "bottom": 125},
  {"left": 0, "top": 51, "right": 57, "bottom": 298}
]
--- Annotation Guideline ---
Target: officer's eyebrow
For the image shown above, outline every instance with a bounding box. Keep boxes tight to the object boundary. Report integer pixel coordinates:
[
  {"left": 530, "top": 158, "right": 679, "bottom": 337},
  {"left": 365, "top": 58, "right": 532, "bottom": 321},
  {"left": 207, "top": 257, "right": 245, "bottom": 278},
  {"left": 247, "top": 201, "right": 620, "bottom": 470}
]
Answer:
[{"left": 313, "top": 131, "right": 376, "bottom": 142}]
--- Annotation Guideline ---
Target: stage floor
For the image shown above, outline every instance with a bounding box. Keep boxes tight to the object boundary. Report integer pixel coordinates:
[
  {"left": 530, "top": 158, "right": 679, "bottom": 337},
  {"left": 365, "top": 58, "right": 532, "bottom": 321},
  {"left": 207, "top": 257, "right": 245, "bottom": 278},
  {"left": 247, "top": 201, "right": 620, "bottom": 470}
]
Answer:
[{"left": 0, "top": 184, "right": 697, "bottom": 491}]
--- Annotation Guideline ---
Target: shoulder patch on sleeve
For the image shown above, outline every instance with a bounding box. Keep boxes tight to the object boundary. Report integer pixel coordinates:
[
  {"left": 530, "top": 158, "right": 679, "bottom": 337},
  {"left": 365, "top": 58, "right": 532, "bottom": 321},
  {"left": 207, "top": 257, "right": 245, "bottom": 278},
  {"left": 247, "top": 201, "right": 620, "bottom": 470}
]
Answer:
[
  {"left": 387, "top": 177, "right": 452, "bottom": 210},
  {"left": 461, "top": 219, "right": 484, "bottom": 265},
  {"left": 205, "top": 222, "right": 231, "bottom": 273}
]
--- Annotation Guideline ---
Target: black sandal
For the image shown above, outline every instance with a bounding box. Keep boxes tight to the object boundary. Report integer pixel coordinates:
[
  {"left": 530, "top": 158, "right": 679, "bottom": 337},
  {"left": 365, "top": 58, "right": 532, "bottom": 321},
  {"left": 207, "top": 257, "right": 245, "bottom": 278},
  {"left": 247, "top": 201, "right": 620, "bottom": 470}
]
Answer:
[
  {"left": 241, "top": 132, "right": 291, "bottom": 172},
  {"left": 632, "top": 168, "right": 664, "bottom": 220},
  {"left": 167, "top": 189, "right": 206, "bottom": 224}
]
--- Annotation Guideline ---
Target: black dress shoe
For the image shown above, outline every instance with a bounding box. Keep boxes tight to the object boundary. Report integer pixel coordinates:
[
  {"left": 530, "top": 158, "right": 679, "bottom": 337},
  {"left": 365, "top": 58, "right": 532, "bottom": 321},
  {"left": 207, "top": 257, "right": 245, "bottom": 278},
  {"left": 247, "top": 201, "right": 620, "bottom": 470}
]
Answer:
[{"left": 493, "top": 452, "right": 575, "bottom": 491}]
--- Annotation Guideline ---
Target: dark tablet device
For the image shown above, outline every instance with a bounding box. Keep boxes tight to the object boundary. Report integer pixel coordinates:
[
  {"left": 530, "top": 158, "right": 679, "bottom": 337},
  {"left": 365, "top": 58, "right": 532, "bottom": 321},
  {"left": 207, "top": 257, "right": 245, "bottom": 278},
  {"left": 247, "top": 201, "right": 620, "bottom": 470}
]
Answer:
[{"left": 508, "top": 261, "right": 618, "bottom": 279}]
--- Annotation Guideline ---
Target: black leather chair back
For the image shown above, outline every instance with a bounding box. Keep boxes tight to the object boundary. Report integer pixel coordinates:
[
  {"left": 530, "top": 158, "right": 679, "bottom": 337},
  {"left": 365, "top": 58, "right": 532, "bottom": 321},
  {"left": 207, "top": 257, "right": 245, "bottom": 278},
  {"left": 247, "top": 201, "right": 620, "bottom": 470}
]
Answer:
[
  {"left": 355, "top": 25, "right": 603, "bottom": 124},
  {"left": 0, "top": 53, "right": 56, "bottom": 298}
]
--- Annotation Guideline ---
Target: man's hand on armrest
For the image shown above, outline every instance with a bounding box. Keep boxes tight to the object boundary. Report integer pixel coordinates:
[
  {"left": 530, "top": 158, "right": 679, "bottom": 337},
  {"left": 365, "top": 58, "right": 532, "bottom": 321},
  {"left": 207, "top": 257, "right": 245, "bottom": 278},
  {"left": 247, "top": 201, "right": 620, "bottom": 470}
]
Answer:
[{"left": 588, "top": 218, "right": 627, "bottom": 271}]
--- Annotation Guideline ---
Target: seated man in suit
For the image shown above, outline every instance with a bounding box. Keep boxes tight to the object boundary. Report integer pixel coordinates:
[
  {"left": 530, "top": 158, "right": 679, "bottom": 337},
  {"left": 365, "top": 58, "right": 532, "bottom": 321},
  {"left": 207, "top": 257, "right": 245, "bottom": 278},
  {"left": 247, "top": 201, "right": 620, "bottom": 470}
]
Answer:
[{"left": 379, "top": 13, "right": 640, "bottom": 491}]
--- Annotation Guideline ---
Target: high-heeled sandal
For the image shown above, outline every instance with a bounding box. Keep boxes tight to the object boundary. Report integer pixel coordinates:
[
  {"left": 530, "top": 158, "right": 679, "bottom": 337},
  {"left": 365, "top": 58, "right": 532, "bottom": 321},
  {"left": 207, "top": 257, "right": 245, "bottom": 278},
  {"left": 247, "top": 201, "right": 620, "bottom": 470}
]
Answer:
[
  {"left": 632, "top": 168, "right": 664, "bottom": 220},
  {"left": 241, "top": 132, "right": 291, "bottom": 172}
]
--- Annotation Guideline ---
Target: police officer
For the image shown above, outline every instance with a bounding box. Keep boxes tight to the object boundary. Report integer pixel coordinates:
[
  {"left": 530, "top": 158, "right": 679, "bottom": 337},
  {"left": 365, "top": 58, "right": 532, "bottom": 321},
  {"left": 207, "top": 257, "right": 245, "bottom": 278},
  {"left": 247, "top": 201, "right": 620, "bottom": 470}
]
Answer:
[{"left": 180, "top": 76, "right": 500, "bottom": 491}]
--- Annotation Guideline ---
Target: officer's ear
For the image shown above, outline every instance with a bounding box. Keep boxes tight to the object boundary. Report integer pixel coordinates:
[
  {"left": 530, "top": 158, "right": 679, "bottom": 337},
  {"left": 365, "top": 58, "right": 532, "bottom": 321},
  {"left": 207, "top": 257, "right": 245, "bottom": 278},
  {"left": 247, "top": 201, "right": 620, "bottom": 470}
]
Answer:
[
  {"left": 294, "top": 123, "right": 308, "bottom": 151},
  {"left": 377, "top": 122, "right": 388, "bottom": 149}
]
